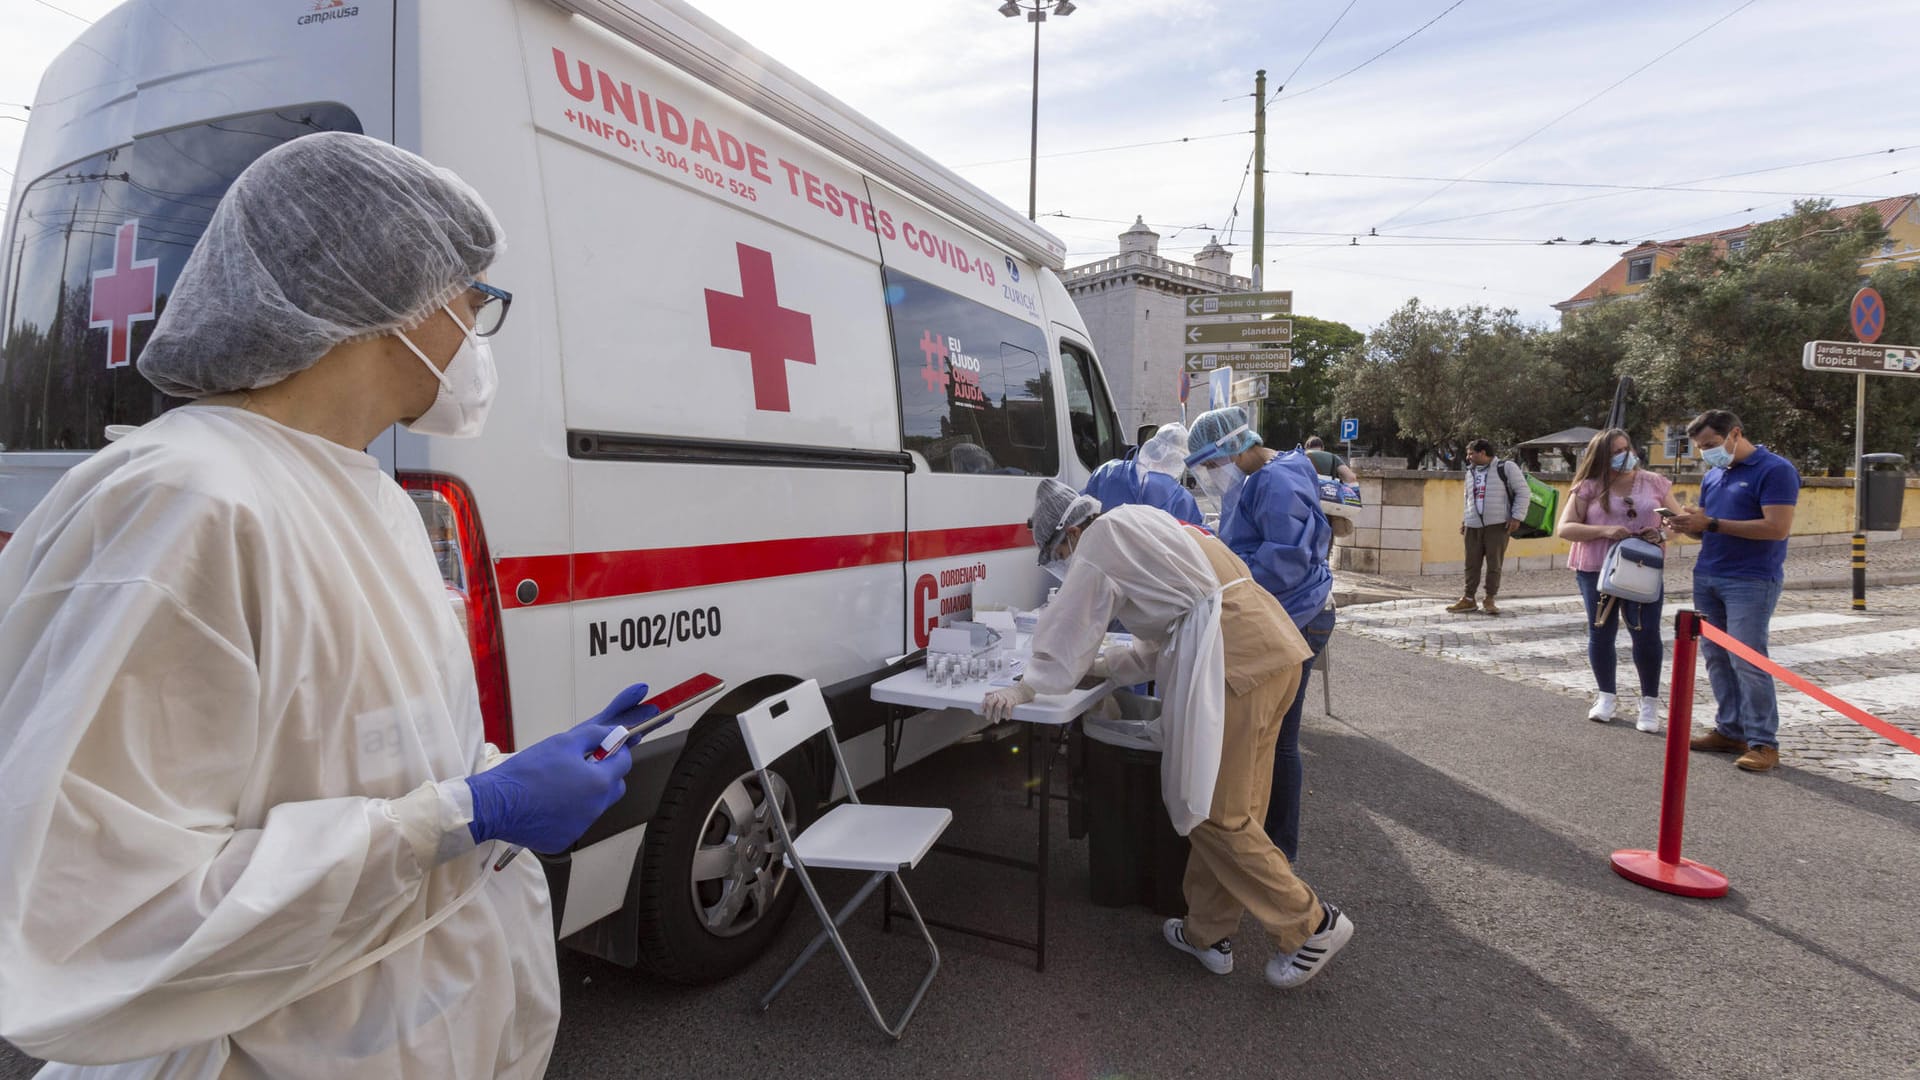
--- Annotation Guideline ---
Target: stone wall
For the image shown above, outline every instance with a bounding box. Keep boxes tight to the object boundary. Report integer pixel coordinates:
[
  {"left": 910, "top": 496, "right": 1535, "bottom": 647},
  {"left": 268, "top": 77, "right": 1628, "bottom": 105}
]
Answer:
[{"left": 1334, "top": 467, "right": 1920, "bottom": 577}]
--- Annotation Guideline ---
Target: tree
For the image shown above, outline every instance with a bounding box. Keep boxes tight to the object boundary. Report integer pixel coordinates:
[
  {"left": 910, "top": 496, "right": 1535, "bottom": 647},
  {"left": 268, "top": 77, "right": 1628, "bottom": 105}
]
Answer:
[
  {"left": 1619, "top": 200, "right": 1920, "bottom": 470},
  {"left": 1328, "top": 300, "right": 1554, "bottom": 466},
  {"left": 1259, "top": 313, "right": 1361, "bottom": 449}
]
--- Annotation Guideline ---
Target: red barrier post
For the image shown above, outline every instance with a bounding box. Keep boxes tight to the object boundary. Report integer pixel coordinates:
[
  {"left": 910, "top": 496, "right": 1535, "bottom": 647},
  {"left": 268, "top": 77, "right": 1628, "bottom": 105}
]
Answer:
[{"left": 1611, "top": 609, "right": 1730, "bottom": 898}]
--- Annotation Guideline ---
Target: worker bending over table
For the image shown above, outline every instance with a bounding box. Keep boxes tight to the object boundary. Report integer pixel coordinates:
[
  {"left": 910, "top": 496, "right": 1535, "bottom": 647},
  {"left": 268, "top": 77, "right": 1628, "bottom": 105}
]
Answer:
[{"left": 982, "top": 481, "right": 1356, "bottom": 989}]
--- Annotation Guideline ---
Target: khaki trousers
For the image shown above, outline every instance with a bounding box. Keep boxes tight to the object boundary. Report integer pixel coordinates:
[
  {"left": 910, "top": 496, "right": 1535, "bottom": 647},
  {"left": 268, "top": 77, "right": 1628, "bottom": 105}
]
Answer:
[
  {"left": 1463, "top": 524, "right": 1511, "bottom": 599},
  {"left": 1181, "top": 664, "right": 1323, "bottom": 953}
]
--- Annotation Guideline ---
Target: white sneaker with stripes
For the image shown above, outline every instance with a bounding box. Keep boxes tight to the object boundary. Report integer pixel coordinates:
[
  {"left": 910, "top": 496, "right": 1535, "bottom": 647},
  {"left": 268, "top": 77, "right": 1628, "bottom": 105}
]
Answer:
[
  {"left": 1162, "top": 918, "right": 1233, "bottom": 975},
  {"left": 1266, "top": 904, "right": 1354, "bottom": 990}
]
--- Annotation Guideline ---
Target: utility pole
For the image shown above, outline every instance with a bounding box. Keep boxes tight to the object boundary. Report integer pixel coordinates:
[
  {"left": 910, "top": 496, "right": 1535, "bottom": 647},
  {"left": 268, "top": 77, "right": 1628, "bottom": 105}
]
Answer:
[
  {"left": 1251, "top": 69, "right": 1266, "bottom": 291},
  {"left": 1027, "top": 11, "right": 1041, "bottom": 221}
]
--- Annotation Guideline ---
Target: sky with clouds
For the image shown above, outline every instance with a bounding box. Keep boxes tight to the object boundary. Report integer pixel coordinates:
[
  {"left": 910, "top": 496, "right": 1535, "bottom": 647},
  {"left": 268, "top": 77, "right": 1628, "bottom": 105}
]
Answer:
[{"left": 4, "top": 0, "right": 1917, "bottom": 331}]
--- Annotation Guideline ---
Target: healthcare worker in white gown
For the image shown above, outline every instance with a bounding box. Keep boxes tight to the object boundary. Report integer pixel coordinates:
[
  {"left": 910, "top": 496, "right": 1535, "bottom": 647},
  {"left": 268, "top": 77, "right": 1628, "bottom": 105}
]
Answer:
[
  {"left": 0, "top": 133, "right": 654, "bottom": 1077},
  {"left": 982, "top": 481, "right": 1357, "bottom": 991}
]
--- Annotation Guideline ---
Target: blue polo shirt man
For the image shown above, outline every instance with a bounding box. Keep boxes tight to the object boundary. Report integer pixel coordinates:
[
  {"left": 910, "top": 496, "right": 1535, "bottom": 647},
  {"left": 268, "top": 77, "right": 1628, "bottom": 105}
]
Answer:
[{"left": 1672, "top": 409, "right": 1799, "bottom": 773}]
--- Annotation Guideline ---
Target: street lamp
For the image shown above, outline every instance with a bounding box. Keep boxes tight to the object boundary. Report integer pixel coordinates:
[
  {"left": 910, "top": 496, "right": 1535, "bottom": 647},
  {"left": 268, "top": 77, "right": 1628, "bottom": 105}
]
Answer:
[{"left": 997, "top": 0, "right": 1077, "bottom": 222}]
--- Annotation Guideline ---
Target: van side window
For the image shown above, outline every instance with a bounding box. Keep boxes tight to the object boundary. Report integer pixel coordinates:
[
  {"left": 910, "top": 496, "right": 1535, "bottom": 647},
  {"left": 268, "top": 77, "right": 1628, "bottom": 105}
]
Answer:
[
  {"left": 0, "top": 104, "right": 362, "bottom": 451},
  {"left": 885, "top": 268, "right": 1057, "bottom": 476},
  {"left": 1058, "top": 338, "right": 1121, "bottom": 471}
]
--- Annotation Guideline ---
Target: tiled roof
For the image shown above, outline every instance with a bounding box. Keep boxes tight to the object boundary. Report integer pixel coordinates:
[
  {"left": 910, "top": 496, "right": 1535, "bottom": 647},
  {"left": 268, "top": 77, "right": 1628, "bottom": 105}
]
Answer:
[{"left": 1555, "top": 194, "right": 1917, "bottom": 310}]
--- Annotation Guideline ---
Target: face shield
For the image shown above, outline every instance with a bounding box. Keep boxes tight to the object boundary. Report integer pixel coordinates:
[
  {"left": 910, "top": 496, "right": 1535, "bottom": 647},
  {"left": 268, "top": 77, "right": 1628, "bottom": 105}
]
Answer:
[{"left": 1184, "top": 423, "right": 1253, "bottom": 471}]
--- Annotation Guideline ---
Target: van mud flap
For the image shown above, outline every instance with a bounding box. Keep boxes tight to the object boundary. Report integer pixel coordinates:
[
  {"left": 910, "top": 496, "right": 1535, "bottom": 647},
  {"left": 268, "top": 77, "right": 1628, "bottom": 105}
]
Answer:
[{"left": 542, "top": 728, "right": 689, "bottom": 939}]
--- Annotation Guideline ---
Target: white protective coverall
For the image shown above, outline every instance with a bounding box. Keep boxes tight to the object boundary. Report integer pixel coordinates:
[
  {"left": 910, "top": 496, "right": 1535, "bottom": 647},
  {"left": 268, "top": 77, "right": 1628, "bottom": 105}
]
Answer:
[
  {"left": 0, "top": 407, "right": 556, "bottom": 1077},
  {"left": 1023, "top": 505, "right": 1242, "bottom": 834}
]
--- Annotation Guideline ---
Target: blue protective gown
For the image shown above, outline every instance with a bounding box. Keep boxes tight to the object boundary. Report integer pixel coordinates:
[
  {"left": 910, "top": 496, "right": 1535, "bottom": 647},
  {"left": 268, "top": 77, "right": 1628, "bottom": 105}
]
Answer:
[
  {"left": 1218, "top": 449, "right": 1334, "bottom": 627},
  {"left": 1083, "top": 455, "right": 1204, "bottom": 526}
]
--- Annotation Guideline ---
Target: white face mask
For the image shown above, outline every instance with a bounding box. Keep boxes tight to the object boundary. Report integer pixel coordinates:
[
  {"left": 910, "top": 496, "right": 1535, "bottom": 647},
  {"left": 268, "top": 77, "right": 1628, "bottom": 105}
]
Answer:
[
  {"left": 1196, "top": 463, "right": 1240, "bottom": 501},
  {"left": 397, "top": 303, "right": 497, "bottom": 438}
]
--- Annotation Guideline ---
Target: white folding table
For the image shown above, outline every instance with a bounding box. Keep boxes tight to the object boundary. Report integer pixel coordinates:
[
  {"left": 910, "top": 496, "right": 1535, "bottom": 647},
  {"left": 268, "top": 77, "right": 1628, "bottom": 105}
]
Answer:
[{"left": 869, "top": 664, "right": 1116, "bottom": 971}]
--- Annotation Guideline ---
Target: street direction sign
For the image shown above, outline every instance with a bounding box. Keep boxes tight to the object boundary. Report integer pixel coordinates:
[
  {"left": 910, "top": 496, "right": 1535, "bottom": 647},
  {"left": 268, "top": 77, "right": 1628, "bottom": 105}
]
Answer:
[
  {"left": 1184, "top": 320, "right": 1293, "bottom": 346},
  {"left": 1803, "top": 340, "right": 1920, "bottom": 376},
  {"left": 1341, "top": 417, "right": 1359, "bottom": 442},
  {"left": 1185, "top": 291, "right": 1293, "bottom": 317},
  {"left": 1851, "top": 287, "right": 1885, "bottom": 344},
  {"left": 1184, "top": 351, "right": 1290, "bottom": 373},
  {"left": 1229, "top": 374, "right": 1270, "bottom": 404}
]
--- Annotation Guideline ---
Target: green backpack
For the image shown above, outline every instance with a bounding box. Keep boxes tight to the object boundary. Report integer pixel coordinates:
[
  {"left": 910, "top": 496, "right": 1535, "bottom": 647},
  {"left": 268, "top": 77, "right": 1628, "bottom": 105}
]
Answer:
[{"left": 1504, "top": 460, "right": 1559, "bottom": 540}]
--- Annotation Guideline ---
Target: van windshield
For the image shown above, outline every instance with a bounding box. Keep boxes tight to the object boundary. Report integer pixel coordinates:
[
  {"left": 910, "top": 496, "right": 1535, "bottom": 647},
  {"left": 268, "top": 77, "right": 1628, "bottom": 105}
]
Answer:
[{"left": 0, "top": 104, "right": 361, "bottom": 451}]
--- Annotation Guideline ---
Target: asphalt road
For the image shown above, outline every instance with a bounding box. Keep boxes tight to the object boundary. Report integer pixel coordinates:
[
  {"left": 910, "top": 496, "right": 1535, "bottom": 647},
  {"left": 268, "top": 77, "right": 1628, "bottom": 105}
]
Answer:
[{"left": 6, "top": 631, "right": 1918, "bottom": 1078}]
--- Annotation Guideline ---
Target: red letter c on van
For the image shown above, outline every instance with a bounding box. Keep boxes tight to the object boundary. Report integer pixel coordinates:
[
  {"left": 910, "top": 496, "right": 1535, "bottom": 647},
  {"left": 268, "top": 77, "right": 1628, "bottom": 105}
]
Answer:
[{"left": 913, "top": 574, "right": 939, "bottom": 649}]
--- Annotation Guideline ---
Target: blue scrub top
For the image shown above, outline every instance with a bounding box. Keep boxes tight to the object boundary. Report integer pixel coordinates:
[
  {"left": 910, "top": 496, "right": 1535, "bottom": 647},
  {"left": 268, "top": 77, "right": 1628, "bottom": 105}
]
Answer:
[
  {"left": 1219, "top": 450, "right": 1334, "bottom": 627},
  {"left": 1697, "top": 444, "right": 1799, "bottom": 581},
  {"left": 1083, "top": 456, "right": 1204, "bottom": 526}
]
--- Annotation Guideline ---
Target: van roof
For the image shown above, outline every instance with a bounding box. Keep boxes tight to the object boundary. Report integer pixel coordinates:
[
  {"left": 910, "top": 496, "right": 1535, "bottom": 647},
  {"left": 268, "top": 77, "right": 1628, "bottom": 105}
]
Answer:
[
  {"left": 553, "top": 0, "right": 1068, "bottom": 271},
  {"left": 11, "top": 1, "right": 1069, "bottom": 272}
]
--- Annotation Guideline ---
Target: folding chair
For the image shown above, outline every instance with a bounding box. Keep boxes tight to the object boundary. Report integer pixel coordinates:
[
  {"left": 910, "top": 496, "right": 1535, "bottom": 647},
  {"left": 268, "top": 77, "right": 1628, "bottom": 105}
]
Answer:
[{"left": 739, "top": 679, "right": 952, "bottom": 1040}]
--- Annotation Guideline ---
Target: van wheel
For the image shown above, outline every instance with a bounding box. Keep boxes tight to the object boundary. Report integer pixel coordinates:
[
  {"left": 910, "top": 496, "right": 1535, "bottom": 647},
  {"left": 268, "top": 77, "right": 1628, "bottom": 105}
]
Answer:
[{"left": 631, "top": 720, "right": 815, "bottom": 984}]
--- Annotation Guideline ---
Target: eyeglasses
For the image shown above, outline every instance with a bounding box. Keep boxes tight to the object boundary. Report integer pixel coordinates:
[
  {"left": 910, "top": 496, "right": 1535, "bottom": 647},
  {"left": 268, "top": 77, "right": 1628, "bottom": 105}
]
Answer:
[
  {"left": 466, "top": 280, "right": 513, "bottom": 338},
  {"left": 1624, "top": 496, "right": 1636, "bottom": 520}
]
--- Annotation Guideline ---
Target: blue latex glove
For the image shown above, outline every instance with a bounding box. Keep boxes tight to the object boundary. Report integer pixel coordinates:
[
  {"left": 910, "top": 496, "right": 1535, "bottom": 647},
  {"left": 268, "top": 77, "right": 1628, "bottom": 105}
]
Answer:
[{"left": 466, "top": 683, "right": 659, "bottom": 853}]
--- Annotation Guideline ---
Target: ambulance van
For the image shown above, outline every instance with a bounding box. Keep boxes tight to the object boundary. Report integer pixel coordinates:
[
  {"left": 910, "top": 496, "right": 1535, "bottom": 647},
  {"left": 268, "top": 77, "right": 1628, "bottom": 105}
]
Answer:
[{"left": 0, "top": 0, "right": 1130, "bottom": 982}]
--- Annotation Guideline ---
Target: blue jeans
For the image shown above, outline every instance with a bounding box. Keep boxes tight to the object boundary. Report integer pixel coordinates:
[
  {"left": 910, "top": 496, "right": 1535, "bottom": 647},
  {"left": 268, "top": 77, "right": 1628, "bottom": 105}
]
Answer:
[
  {"left": 1265, "top": 605, "right": 1335, "bottom": 863},
  {"left": 1693, "top": 573, "right": 1786, "bottom": 749},
  {"left": 1574, "top": 571, "right": 1664, "bottom": 697}
]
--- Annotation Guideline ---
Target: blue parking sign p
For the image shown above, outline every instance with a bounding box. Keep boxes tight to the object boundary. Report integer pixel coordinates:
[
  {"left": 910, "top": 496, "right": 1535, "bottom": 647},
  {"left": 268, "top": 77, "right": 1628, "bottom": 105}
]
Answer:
[{"left": 1341, "top": 417, "right": 1359, "bottom": 442}]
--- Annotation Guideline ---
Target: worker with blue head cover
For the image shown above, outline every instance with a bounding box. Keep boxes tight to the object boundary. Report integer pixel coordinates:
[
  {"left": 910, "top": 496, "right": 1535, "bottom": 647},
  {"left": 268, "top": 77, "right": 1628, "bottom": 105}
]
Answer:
[
  {"left": 1186, "top": 406, "right": 1335, "bottom": 864},
  {"left": 1083, "top": 422, "right": 1204, "bottom": 526}
]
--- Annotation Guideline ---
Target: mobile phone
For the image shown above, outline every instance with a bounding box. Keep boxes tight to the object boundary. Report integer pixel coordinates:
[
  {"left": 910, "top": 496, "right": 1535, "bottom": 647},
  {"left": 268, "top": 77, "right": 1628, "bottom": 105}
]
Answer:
[
  {"left": 1655, "top": 507, "right": 1676, "bottom": 519},
  {"left": 589, "top": 673, "right": 727, "bottom": 760}
]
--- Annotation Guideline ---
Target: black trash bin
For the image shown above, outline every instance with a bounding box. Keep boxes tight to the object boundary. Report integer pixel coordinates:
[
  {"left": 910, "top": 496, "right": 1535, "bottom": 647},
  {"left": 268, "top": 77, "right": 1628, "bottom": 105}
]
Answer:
[
  {"left": 1082, "top": 694, "right": 1190, "bottom": 917},
  {"left": 1862, "top": 453, "right": 1907, "bottom": 531}
]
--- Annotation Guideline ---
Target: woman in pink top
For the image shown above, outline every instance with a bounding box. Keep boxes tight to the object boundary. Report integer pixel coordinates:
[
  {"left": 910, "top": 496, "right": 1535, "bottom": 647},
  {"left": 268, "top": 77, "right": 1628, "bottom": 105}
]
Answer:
[{"left": 1555, "top": 428, "right": 1685, "bottom": 733}]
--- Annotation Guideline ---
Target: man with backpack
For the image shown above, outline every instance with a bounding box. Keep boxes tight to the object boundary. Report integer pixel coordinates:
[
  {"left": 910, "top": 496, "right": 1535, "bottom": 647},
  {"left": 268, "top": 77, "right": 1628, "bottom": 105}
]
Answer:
[{"left": 1448, "top": 438, "right": 1528, "bottom": 616}]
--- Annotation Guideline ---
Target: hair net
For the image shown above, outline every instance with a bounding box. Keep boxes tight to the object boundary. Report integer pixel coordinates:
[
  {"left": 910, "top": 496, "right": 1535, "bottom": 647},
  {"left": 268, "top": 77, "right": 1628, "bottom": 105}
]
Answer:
[
  {"left": 1137, "top": 423, "right": 1190, "bottom": 478},
  {"left": 1029, "top": 478, "right": 1101, "bottom": 564},
  {"left": 138, "top": 131, "right": 505, "bottom": 399},
  {"left": 1186, "top": 407, "right": 1262, "bottom": 467}
]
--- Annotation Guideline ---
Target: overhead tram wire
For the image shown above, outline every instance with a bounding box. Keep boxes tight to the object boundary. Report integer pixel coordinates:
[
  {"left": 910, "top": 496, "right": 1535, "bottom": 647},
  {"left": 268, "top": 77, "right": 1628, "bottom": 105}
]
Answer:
[
  {"left": 1623, "top": 163, "right": 1916, "bottom": 244},
  {"left": 1220, "top": 149, "right": 1255, "bottom": 247},
  {"left": 1270, "top": 0, "right": 1359, "bottom": 101},
  {"left": 1271, "top": 0, "right": 1467, "bottom": 104},
  {"left": 1279, "top": 170, "right": 1899, "bottom": 199},
  {"left": 29, "top": 0, "right": 93, "bottom": 24},
  {"left": 1044, "top": 212, "right": 1632, "bottom": 246},
  {"left": 1373, "top": 0, "right": 1760, "bottom": 232},
  {"left": 953, "top": 129, "right": 1249, "bottom": 169},
  {"left": 1395, "top": 146, "right": 1920, "bottom": 230}
]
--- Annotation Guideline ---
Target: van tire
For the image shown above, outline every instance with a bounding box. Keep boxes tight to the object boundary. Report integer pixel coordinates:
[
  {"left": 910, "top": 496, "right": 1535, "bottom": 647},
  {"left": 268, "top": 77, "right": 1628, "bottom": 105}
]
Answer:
[{"left": 630, "top": 719, "right": 816, "bottom": 984}]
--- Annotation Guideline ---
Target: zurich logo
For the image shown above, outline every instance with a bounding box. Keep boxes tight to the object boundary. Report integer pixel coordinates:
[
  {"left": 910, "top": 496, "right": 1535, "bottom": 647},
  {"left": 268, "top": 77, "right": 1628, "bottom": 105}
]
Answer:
[{"left": 1004, "top": 256, "right": 1020, "bottom": 283}]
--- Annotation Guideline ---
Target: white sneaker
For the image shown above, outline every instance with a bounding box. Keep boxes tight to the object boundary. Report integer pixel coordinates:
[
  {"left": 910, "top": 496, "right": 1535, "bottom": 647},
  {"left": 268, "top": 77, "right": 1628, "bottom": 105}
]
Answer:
[
  {"left": 1637, "top": 699, "right": 1662, "bottom": 734},
  {"left": 1266, "top": 904, "right": 1355, "bottom": 990},
  {"left": 1588, "top": 692, "right": 1617, "bottom": 723},
  {"left": 1163, "top": 918, "right": 1233, "bottom": 975}
]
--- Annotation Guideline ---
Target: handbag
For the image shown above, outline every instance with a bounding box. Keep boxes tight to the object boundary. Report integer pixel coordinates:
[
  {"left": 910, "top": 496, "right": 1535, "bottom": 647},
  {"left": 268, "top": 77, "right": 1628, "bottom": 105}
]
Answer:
[{"left": 1594, "top": 535, "right": 1664, "bottom": 628}]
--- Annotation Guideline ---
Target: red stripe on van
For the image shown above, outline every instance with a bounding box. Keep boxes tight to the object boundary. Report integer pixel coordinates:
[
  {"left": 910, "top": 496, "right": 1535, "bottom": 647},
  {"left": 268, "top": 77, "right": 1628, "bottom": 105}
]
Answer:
[
  {"left": 907, "top": 523, "right": 1034, "bottom": 559},
  {"left": 492, "top": 524, "right": 1032, "bottom": 609},
  {"left": 0, "top": 531, "right": 10, "bottom": 554}
]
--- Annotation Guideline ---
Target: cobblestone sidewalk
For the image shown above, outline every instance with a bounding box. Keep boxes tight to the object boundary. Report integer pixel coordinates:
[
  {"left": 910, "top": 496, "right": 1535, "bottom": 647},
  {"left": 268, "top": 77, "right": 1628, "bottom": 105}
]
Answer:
[
  {"left": 1353, "top": 537, "right": 1920, "bottom": 601},
  {"left": 1336, "top": 586, "right": 1920, "bottom": 802}
]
